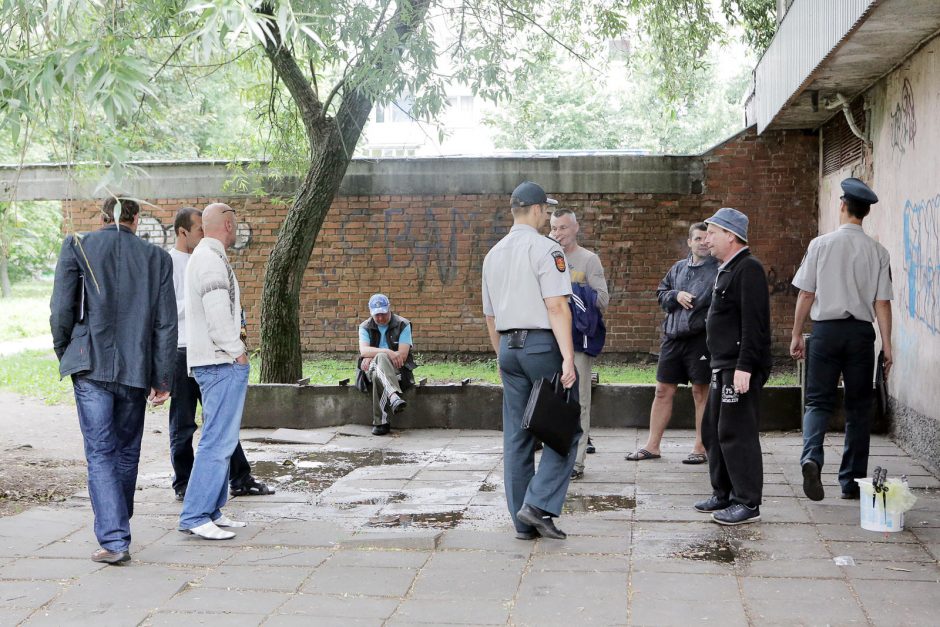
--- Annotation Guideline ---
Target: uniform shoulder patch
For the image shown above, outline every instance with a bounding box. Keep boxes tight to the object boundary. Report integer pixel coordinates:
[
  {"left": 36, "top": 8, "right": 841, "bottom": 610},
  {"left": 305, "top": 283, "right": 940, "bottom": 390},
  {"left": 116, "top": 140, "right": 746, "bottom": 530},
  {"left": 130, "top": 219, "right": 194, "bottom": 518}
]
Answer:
[{"left": 551, "top": 250, "right": 567, "bottom": 273}]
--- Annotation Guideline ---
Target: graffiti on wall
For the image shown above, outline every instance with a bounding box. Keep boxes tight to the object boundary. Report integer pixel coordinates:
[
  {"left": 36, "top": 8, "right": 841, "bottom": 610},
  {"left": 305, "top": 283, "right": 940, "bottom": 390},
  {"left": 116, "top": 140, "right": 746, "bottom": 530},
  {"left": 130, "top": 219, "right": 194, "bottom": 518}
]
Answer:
[
  {"left": 766, "top": 266, "right": 798, "bottom": 297},
  {"left": 902, "top": 194, "right": 940, "bottom": 334},
  {"left": 890, "top": 78, "right": 916, "bottom": 155},
  {"left": 134, "top": 216, "right": 252, "bottom": 251}
]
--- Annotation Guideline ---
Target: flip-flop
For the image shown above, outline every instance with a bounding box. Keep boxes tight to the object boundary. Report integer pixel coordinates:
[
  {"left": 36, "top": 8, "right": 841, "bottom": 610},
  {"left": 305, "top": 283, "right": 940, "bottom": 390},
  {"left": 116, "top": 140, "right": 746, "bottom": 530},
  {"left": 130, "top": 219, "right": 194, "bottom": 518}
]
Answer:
[
  {"left": 625, "top": 448, "right": 661, "bottom": 461},
  {"left": 682, "top": 452, "right": 707, "bottom": 465}
]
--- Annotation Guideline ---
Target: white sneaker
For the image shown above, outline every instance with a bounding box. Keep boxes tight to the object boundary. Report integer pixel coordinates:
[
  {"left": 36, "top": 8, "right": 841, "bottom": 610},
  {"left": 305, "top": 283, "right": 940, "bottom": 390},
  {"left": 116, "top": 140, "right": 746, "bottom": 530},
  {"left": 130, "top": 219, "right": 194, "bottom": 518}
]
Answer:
[
  {"left": 215, "top": 515, "right": 248, "bottom": 528},
  {"left": 183, "top": 521, "right": 235, "bottom": 540}
]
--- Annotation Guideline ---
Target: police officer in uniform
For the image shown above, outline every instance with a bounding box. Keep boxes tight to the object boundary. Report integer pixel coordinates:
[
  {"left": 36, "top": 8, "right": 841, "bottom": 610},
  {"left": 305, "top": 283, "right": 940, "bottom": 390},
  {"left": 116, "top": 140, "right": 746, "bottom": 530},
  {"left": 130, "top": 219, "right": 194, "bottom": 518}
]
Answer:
[
  {"left": 482, "top": 181, "right": 579, "bottom": 540},
  {"left": 790, "top": 177, "right": 893, "bottom": 501}
]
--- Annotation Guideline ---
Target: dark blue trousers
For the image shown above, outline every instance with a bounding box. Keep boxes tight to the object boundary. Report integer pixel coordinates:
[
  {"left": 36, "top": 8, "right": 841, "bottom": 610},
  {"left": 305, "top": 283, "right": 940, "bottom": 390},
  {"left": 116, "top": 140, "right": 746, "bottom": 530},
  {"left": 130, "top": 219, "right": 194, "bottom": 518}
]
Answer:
[
  {"left": 800, "top": 319, "right": 876, "bottom": 495},
  {"left": 499, "top": 330, "right": 581, "bottom": 533}
]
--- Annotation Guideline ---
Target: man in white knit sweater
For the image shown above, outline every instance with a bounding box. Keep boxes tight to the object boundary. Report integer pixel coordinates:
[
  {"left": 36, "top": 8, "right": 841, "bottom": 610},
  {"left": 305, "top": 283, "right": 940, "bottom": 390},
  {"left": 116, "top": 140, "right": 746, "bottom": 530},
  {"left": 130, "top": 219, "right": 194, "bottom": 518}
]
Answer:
[{"left": 178, "top": 203, "right": 250, "bottom": 540}]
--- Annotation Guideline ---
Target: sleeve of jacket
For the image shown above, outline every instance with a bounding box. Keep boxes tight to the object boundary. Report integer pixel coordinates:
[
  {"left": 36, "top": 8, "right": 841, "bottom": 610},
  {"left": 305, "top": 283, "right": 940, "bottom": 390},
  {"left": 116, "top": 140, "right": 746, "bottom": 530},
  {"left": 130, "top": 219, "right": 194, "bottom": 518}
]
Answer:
[
  {"left": 586, "top": 254, "right": 610, "bottom": 311},
  {"left": 657, "top": 261, "right": 681, "bottom": 313},
  {"left": 49, "top": 236, "right": 78, "bottom": 360},
  {"left": 150, "top": 249, "right": 178, "bottom": 392},
  {"left": 196, "top": 254, "right": 245, "bottom": 359},
  {"left": 736, "top": 260, "right": 771, "bottom": 374}
]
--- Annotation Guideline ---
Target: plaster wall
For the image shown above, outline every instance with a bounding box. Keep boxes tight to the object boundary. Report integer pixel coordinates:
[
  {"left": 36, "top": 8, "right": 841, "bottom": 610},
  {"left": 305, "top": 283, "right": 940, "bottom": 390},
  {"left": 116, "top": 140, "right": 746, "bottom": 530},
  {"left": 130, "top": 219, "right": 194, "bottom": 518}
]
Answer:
[{"left": 818, "top": 36, "right": 940, "bottom": 471}]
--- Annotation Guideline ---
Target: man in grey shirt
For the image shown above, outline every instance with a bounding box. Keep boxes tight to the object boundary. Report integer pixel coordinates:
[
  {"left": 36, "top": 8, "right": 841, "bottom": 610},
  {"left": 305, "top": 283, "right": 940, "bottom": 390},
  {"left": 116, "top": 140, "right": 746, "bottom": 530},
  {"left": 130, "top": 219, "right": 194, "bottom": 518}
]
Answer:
[
  {"left": 550, "top": 208, "right": 608, "bottom": 479},
  {"left": 791, "top": 177, "right": 893, "bottom": 501}
]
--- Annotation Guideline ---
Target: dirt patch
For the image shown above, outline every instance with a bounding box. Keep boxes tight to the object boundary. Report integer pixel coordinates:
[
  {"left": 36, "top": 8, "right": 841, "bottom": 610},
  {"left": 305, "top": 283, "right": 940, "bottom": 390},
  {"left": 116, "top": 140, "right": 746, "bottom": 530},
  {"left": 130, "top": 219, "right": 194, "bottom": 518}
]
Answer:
[{"left": 0, "top": 448, "right": 86, "bottom": 517}]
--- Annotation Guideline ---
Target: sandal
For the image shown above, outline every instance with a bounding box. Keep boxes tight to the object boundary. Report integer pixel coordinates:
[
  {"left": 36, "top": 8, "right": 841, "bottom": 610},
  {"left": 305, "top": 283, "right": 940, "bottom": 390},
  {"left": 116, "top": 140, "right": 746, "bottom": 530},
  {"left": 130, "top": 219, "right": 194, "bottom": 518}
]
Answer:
[
  {"left": 625, "top": 448, "right": 661, "bottom": 461},
  {"left": 682, "top": 452, "right": 708, "bottom": 465},
  {"left": 230, "top": 477, "right": 276, "bottom": 497}
]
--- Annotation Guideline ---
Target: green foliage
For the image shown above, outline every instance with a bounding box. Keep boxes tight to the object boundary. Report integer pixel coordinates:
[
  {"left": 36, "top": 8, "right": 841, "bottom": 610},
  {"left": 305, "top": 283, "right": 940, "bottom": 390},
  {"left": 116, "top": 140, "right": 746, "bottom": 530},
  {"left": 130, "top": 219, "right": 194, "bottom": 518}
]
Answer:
[
  {"left": 486, "top": 41, "right": 752, "bottom": 154},
  {"left": 0, "top": 202, "right": 62, "bottom": 284},
  {"left": 0, "top": 350, "right": 73, "bottom": 405},
  {"left": 0, "top": 280, "right": 53, "bottom": 340}
]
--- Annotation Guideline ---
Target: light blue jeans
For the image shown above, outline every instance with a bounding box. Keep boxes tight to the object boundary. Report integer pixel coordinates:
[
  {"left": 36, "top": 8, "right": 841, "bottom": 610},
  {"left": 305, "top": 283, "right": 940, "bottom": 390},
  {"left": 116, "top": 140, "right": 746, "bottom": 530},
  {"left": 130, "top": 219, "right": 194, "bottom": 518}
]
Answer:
[
  {"left": 73, "top": 377, "right": 148, "bottom": 552},
  {"left": 178, "top": 362, "right": 249, "bottom": 530}
]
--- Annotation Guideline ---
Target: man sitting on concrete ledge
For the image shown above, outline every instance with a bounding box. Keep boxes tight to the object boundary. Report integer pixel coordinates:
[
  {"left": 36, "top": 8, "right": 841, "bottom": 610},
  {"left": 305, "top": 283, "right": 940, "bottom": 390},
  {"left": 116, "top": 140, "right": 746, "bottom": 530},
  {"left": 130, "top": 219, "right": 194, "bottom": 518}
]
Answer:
[{"left": 356, "top": 293, "right": 417, "bottom": 435}]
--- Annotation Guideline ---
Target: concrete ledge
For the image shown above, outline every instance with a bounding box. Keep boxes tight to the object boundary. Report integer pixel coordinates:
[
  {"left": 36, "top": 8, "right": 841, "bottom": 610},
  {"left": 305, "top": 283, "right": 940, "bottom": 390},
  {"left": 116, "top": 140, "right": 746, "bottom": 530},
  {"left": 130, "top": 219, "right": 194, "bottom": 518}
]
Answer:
[{"left": 242, "top": 383, "right": 882, "bottom": 432}]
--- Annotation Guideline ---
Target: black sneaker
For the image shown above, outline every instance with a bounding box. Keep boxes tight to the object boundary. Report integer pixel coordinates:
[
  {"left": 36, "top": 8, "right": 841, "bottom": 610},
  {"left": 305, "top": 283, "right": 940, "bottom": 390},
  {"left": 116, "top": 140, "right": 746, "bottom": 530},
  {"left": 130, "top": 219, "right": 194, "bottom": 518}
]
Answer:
[
  {"left": 693, "top": 495, "right": 730, "bottom": 512},
  {"left": 840, "top": 490, "right": 860, "bottom": 500},
  {"left": 174, "top": 489, "right": 185, "bottom": 502},
  {"left": 712, "top": 503, "right": 761, "bottom": 526},
  {"left": 389, "top": 394, "right": 407, "bottom": 414},
  {"left": 372, "top": 423, "right": 391, "bottom": 436},
  {"left": 570, "top": 468, "right": 584, "bottom": 480},
  {"left": 586, "top": 438, "right": 596, "bottom": 454},
  {"left": 802, "top": 460, "right": 825, "bottom": 501}
]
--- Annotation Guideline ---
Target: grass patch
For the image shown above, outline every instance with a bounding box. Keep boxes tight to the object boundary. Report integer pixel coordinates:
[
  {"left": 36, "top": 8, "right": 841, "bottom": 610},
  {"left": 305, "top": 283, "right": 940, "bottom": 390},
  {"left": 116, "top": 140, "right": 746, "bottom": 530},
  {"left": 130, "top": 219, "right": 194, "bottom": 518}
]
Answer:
[
  {"left": 0, "top": 280, "right": 54, "bottom": 342},
  {"left": 2, "top": 348, "right": 797, "bottom": 405}
]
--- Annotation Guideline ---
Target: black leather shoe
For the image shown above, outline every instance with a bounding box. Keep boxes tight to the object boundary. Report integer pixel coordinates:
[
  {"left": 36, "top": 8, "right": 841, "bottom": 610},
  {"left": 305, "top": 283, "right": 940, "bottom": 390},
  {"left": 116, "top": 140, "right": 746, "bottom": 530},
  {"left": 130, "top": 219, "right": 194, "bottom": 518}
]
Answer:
[
  {"left": 712, "top": 503, "right": 761, "bottom": 526},
  {"left": 174, "top": 489, "right": 185, "bottom": 502},
  {"left": 840, "top": 491, "right": 860, "bottom": 500},
  {"left": 516, "top": 504, "right": 566, "bottom": 540},
  {"left": 372, "top": 423, "right": 391, "bottom": 436},
  {"left": 586, "top": 438, "right": 596, "bottom": 454},
  {"left": 570, "top": 469, "right": 584, "bottom": 480},
  {"left": 515, "top": 529, "right": 540, "bottom": 540},
  {"left": 693, "top": 495, "right": 731, "bottom": 512},
  {"left": 389, "top": 394, "right": 407, "bottom": 414},
  {"left": 802, "top": 460, "right": 825, "bottom": 501}
]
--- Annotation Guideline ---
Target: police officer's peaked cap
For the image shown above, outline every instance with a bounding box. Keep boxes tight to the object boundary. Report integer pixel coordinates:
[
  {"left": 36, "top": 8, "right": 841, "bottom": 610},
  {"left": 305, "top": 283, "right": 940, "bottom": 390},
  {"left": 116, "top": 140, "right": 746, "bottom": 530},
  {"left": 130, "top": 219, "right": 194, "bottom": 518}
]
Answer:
[
  {"left": 511, "top": 181, "right": 558, "bottom": 208},
  {"left": 840, "top": 178, "right": 878, "bottom": 205}
]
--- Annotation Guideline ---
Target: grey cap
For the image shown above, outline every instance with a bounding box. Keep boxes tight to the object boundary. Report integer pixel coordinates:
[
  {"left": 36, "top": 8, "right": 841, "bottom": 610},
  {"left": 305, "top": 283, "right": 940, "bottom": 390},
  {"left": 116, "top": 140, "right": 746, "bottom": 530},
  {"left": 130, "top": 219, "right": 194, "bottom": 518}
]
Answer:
[
  {"left": 705, "top": 207, "right": 749, "bottom": 243},
  {"left": 841, "top": 177, "right": 878, "bottom": 205},
  {"left": 510, "top": 181, "right": 558, "bottom": 208}
]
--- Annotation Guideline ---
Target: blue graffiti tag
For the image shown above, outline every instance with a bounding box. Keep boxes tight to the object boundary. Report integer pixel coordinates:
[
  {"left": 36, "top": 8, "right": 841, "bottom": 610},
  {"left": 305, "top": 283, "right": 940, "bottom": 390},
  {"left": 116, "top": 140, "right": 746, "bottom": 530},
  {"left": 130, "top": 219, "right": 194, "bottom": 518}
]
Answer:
[{"left": 902, "top": 195, "right": 940, "bottom": 334}]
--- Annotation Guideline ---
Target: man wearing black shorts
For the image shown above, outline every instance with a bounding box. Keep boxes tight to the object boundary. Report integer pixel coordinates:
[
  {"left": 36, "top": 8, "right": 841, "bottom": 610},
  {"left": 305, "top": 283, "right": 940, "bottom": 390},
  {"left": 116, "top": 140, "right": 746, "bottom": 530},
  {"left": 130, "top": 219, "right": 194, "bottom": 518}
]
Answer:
[{"left": 627, "top": 223, "right": 718, "bottom": 464}]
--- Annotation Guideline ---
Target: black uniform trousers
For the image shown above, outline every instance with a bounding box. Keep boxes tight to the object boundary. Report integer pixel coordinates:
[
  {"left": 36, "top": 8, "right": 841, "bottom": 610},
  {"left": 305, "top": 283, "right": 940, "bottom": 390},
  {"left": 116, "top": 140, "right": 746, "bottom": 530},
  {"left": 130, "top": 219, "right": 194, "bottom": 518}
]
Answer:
[
  {"left": 168, "top": 348, "right": 251, "bottom": 493},
  {"left": 703, "top": 368, "right": 765, "bottom": 508}
]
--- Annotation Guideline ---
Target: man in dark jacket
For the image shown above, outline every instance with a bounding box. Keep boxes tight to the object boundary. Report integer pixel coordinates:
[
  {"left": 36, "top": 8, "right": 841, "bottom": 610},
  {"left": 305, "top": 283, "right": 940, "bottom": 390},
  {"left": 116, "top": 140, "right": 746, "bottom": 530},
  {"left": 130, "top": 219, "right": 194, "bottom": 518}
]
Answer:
[
  {"left": 693, "top": 208, "right": 771, "bottom": 526},
  {"left": 50, "top": 197, "right": 177, "bottom": 564},
  {"left": 627, "top": 222, "right": 717, "bottom": 464},
  {"left": 356, "top": 293, "right": 416, "bottom": 435}
]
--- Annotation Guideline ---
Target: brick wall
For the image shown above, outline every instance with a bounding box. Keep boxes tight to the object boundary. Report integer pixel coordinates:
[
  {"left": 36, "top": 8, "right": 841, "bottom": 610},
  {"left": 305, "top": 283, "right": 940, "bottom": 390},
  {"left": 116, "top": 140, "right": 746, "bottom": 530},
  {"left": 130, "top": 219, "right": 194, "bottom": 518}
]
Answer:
[{"left": 63, "top": 128, "right": 819, "bottom": 359}]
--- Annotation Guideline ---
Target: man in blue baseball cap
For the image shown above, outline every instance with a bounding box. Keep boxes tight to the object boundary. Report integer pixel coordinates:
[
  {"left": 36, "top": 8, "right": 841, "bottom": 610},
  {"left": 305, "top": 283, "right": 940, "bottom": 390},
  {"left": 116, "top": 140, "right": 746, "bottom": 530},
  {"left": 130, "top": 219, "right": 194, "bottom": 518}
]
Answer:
[
  {"left": 790, "top": 177, "right": 893, "bottom": 501},
  {"left": 355, "top": 293, "right": 417, "bottom": 435}
]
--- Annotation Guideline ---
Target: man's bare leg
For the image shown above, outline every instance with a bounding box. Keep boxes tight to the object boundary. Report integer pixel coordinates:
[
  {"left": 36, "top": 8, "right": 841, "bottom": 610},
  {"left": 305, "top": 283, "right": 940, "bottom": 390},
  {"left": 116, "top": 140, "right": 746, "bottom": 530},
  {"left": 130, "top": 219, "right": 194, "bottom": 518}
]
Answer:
[
  {"left": 637, "top": 382, "right": 678, "bottom": 456},
  {"left": 691, "top": 382, "right": 709, "bottom": 455}
]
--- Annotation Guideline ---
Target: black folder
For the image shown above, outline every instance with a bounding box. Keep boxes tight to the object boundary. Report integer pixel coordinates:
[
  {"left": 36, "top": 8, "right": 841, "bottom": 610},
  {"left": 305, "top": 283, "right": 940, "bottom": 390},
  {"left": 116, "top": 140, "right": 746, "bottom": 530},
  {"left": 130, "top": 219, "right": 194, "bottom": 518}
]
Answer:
[{"left": 521, "top": 373, "right": 581, "bottom": 456}]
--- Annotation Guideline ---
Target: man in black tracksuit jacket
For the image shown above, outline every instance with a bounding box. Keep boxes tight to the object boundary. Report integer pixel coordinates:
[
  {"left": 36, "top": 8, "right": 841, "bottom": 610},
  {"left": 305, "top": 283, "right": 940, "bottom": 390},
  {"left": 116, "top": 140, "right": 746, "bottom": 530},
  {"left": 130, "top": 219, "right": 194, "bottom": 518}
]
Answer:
[{"left": 694, "top": 208, "right": 772, "bottom": 526}]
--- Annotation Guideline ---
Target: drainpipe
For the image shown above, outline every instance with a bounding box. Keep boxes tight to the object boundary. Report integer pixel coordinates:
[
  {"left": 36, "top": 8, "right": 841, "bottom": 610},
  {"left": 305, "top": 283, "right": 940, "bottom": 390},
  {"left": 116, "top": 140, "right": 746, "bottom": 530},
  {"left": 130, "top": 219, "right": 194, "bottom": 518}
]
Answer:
[{"left": 825, "top": 93, "right": 871, "bottom": 146}]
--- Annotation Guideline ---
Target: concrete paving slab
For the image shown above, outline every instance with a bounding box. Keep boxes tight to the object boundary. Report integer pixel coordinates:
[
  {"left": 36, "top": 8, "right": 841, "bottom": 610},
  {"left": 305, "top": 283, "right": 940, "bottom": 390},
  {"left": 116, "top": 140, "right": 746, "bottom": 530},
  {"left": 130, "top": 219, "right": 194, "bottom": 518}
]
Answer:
[
  {"left": 225, "top": 547, "right": 332, "bottom": 568},
  {"left": 1, "top": 557, "right": 104, "bottom": 580},
  {"left": 630, "top": 597, "right": 747, "bottom": 626},
  {"left": 301, "top": 565, "right": 418, "bottom": 597},
  {"left": 21, "top": 607, "right": 151, "bottom": 626},
  {"left": 827, "top": 540, "right": 936, "bottom": 562},
  {"left": 391, "top": 597, "right": 511, "bottom": 625},
  {"left": 854, "top": 578, "right": 940, "bottom": 625},
  {"left": 268, "top": 616, "right": 383, "bottom": 627},
  {"left": 841, "top": 560, "right": 940, "bottom": 582},
  {"left": 0, "top": 581, "right": 64, "bottom": 608},
  {"left": 42, "top": 564, "right": 195, "bottom": 611},
  {"left": 518, "top": 570, "right": 628, "bottom": 601},
  {"left": 325, "top": 549, "right": 431, "bottom": 569},
  {"left": 534, "top": 534, "right": 631, "bottom": 555},
  {"left": 133, "top": 543, "right": 239, "bottom": 566},
  {"left": 510, "top": 594, "right": 629, "bottom": 625},
  {"left": 740, "top": 577, "right": 868, "bottom": 624},
  {"left": 740, "top": 556, "right": 845, "bottom": 578},
  {"left": 275, "top": 592, "right": 398, "bottom": 618},
  {"left": 339, "top": 531, "right": 441, "bottom": 551},
  {"left": 264, "top": 428, "right": 337, "bottom": 445},
  {"left": 161, "top": 587, "right": 290, "bottom": 614},
  {"left": 529, "top": 553, "right": 629, "bottom": 572},
  {"left": 0, "top": 608, "right": 34, "bottom": 625},
  {"left": 438, "top": 529, "right": 538, "bottom": 553},
  {"left": 146, "top": 611, "right": 266, "bottom": 626},
  {"left": 249, "top": 520, "right": 352, "bottom": 547},
  {"left": 197, "top": 564, "right": 310, "bottom": 592}
]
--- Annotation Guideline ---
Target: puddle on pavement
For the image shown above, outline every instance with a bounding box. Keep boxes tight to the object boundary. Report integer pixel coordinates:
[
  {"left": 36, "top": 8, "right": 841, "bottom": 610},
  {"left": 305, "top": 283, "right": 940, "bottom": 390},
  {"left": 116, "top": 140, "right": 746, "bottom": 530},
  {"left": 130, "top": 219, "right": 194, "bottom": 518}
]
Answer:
[
  {"left": 251, "top": 450, "right": 417, "bottom": 495},
  {"left": 367, "top": 511, "right": 464, "bottom": 529},
  {"left": 335, "top": 492, "right": 408, "bottom": 509},
  {"left": 671, "top": 535, "right": 762, "bottom": 564},
  {"left": 563, "top": 494, "right": 636, "bottom": 513}
]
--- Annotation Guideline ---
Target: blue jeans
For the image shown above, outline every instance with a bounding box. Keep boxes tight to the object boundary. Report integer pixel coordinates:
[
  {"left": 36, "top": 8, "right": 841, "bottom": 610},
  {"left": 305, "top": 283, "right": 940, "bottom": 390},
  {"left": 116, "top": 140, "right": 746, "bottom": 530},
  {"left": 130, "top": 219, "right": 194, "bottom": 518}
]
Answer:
[
  {"left": 178, "top": 362, "right": 249, "bottom": 530},
  {"left": 72, "top": 377, "right": 148, "bottom": 552},
  {"left": 800, "top": 319, "right": 876, "bottom": 494}
]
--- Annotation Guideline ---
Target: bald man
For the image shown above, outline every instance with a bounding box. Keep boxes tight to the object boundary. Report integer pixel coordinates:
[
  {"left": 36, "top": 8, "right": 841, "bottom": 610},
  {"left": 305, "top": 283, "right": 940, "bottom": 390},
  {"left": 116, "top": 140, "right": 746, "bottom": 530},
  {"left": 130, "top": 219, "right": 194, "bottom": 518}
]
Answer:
[{"left": 178, "top": 203, "right": 250, "bottom": 540}]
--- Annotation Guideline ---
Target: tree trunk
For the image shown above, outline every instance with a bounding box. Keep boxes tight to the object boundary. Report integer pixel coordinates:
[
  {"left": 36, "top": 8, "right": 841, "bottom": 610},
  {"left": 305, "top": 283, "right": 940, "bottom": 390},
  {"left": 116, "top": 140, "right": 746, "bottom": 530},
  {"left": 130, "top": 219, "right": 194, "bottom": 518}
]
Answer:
[
  {"left": 0, "top": 254, "right": 11, "bottom": 298},
  {"left": 258, "top": 119, "right": 368, "bottom": 383}
]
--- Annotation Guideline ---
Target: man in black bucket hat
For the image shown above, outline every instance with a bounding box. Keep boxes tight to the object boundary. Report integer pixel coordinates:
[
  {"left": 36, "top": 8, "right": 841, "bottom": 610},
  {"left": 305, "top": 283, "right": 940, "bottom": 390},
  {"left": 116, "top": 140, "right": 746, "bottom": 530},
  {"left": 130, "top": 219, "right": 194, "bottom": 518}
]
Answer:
[{"left": 693, "top": 207, "right": 772, "bottom": 526}]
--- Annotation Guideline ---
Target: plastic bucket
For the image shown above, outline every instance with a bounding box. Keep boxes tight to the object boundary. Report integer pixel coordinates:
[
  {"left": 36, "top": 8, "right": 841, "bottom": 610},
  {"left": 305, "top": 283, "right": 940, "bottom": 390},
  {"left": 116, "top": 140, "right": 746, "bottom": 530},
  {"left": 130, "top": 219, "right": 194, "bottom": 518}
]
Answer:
[{"left": 855, "top": 478, "right": 904, "bottom": 532}]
